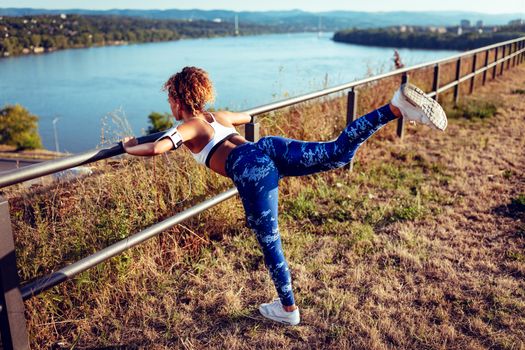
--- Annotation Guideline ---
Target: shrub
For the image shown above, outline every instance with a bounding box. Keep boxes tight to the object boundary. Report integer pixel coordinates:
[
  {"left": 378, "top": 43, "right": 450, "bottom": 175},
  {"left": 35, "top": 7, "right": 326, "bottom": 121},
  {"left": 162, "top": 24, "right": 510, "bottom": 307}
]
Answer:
[
  {"left": 0, "top": 104, "right": 43, "bottom": 149},
  {"left": 146, "top": 112, "right": 174, "bottom": 134}
]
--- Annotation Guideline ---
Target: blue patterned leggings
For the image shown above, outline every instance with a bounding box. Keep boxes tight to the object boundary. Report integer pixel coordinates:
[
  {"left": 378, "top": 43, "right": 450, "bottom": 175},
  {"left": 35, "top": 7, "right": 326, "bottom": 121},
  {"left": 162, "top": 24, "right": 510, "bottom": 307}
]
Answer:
[{"left": 225, "top": 104, "right": 397, "bottom": 306}]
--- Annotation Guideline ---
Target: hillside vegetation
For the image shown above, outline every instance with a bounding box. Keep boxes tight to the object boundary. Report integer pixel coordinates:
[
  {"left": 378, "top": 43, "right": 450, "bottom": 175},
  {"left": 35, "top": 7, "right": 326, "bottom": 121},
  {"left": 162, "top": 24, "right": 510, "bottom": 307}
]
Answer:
[
  {"left": 334, "top": 25, "right": 525, "bottom": 50},
  {"left": 4, "top": 62, "right": 525, "bottom": 348},
  {"left": 0, "top": 14, "right": 280, "bottom": 58}
]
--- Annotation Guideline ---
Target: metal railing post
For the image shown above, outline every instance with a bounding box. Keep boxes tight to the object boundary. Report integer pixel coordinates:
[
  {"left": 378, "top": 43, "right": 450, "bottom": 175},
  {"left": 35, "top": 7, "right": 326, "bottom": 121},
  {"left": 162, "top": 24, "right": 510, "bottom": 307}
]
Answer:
[
  {"left": 492, "top": 47, "right": 499, "bottom": 79},
  {"left": 516, "top": 42, "right": 520, "bottom": 65},
  {"left": 520, "top": 40, "right": 525, "bottom": 64},
  {"left": 469, "top": 53, "right": 477, "bottom": 94},
  {"left": 507, "top": 43, "right": 512, "bottom": 69},
  {"left": 482, "top": 49, "right": 489, "bottom": 85},
  {"left": 520, "top": 40, "right": 525, "bottom": 63},
  {"left": 397, "top": 73, "right": 408, "bottom": 138},
  {"left": 453, "top": 58, "right": 462, "bottom": 106},
  {"left": 346, "top": 88, "right": 358, "bottom": 170},
  {"left": 518, "top": 40, "right": 525, "bottom": 64},
  {"left": 516, "top": 41, "right": 523, "bottom": 65},
  {"left": 346, "top": 88, "right": 358, "bottom": 125},
  {"left": 0, "top": 196, "right": 30, "bottom": 350},
  {"left": 517, "top": 41, "right": 520, "bottom": 65},
  {"left": 512, "top": 42, "right": 517, "bottom": 67},
  {"left": 432, "top": 63, "right": 440, "bottom": 100},
  {"left": 515, "top": 42, "right": 519, "bottom": 65},
  {"left": 518, "top": 41, "right": 525, "bottom": 64},
  {"left": 508, "top": 43, "right": 512, "bottom": 67},
  {"left": 500, "top": 45, "right": 506, "bottom": 75},
  {"left": 245, "top": 116, "right": 260, "bottom": 142}
]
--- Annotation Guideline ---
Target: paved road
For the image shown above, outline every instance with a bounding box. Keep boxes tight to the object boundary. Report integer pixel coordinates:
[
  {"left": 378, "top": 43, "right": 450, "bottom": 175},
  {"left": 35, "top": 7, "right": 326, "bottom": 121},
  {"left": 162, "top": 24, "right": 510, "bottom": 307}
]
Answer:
[{"left": 0, "top": 157, "right": 44, "bottom": 173}]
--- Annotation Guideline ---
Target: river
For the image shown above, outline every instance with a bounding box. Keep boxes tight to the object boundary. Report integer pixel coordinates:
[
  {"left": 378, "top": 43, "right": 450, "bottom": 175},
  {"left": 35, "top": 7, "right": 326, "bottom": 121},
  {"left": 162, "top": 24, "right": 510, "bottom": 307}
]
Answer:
[{"left": 0, "top": 32, "right": 459, "bottom": 153}]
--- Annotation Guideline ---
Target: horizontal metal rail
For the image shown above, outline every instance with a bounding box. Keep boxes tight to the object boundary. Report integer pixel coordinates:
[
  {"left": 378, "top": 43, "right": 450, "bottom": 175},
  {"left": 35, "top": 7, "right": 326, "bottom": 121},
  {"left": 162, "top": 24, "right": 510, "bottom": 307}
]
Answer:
[
  {"left": 0, "top": 133, "right": 166, "bottom": 189},
  {"left": 426, "top": 48, "right": 525, "bottom": 97},
  {"left": 1, "top": 36, "right": 524, "bottom": 189},
  {"left": 20, "top": 187, "right": 238, "bottom": 300}
]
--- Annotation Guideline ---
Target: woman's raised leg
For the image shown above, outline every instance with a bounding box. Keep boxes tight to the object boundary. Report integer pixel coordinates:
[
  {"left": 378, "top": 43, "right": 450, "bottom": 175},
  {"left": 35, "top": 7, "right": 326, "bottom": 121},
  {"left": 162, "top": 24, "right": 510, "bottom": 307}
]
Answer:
[{"left": 256, "top": 104, "right": 398, "bottom": 177}]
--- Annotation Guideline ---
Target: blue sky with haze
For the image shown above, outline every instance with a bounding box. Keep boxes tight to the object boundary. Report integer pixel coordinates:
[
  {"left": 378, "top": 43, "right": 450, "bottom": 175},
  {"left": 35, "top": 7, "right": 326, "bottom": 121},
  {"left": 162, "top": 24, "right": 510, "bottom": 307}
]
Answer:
[{"left": 2, "top": 0, "right": 524, "bottom": 14}]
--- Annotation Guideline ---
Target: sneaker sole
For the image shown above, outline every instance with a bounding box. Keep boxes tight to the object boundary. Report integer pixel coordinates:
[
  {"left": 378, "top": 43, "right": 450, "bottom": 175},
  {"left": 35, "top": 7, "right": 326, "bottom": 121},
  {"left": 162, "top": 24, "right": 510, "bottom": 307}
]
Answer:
[
  {"left": 258, "top": 307, "right": 300, "bottom": 326},
  {"left": 401, "top": 83, "right": 448, "bottom": 131}
]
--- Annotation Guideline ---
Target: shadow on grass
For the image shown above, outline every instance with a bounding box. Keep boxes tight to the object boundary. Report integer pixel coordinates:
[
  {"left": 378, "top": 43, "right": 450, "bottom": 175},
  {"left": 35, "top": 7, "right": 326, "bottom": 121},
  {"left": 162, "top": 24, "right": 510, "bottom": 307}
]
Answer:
[
  {"left": 493, "top": 196, "right": 525, "bottom": 241},
  {"left": 69, "top": 309, "right": 296, "bottom": 350},
  {"left": 493, "top": 195, "right": 525, "bottom": 221}
]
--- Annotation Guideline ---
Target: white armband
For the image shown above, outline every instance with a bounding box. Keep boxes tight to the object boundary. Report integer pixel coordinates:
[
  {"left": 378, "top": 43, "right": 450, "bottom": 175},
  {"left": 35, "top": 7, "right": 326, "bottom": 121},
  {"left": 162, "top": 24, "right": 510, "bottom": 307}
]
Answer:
[{"left": 156, "top": 127, "right": 183, "bottom": 150}]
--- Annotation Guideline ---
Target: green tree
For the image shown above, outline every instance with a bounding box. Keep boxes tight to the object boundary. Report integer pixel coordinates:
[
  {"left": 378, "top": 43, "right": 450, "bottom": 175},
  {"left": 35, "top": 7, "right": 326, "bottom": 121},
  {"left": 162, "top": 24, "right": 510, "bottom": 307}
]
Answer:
[
  {"left": 126, "top": 31, "right": 137, "bottom": 42},
  {"left": 93, "top": 33, "right": 105, "bottom": 44},
  {"left": 1, "top": 37, "right": 18, "bottom": 55},
  {"left": 147, "top": 112, "right": 174, "bottom": 134},
  {"left": 30, "top": 34, "right": 42, "bottom": 47},
  {"left": 55, "top": 35, "right": 68, "bottom": 49},
  {"left": 0, "top": 104, "right": 43, "bottom": 149},
  {"left": 81, "top": 33, "right": 93, "bottom": 47},
  {"left": 41, "top": 35, "right": 56, "bottom": 50}
]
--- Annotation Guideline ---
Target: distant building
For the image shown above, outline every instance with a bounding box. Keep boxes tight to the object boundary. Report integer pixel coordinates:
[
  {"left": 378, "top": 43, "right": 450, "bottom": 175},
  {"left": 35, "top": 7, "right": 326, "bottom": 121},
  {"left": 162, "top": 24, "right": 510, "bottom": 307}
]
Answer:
[
  {"left": 476, "top": 20, "right": 483, "bottom": 28},
  {"left": 429, "top": 26, "right": 447, "bottom": 34},
  {"left": 60, "top": 14, "right": 67, "bottom": 19},
  {"left": 508, "top": 19, "right": 524, "bottom": 26},
  {"left": 212, "top": 18, "right": 222, "bottom": 23},
  {"left": 460, "top": 19, "right": 471, "bottom": 28}
]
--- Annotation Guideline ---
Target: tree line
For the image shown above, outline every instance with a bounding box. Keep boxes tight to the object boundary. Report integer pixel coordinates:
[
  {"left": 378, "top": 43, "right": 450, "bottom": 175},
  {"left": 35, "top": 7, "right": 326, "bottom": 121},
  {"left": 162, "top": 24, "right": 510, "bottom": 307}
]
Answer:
[
  {"left": 0, "top": 105, "right": 42, "bottom": 149},
  {"left": 0, "top": 14, "right": 282, "bottom": 57},
  {"left": 333, "top": 25, "right": 525, "bottom": 50}
]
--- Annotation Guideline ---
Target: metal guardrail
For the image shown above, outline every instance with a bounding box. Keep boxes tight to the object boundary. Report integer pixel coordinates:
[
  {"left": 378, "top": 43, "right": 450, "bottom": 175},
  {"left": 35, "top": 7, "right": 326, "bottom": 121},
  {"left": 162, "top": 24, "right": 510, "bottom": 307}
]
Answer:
[{"left": 0, "top": 36, "right": 524, "bottom": 349}]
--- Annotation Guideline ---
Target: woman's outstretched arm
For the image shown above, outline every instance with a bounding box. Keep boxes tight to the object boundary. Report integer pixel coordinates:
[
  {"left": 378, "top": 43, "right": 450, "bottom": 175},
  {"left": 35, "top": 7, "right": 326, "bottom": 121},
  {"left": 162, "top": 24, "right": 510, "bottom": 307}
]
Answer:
[
  {"left": 122, "top": 137, "right": 174, "bottom": 156},
  {"left": 215, "top": 111, "right": 251, "bottom": 126},
  {"left": 122, "top": 122, "right": 196, "bottom": 156}
]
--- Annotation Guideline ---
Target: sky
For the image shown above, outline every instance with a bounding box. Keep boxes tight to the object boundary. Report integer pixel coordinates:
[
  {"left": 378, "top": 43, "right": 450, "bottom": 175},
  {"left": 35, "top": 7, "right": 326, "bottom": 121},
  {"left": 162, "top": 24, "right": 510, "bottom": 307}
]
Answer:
[{"left": 1, "top": 0, "right": 524, "bottom": 14}]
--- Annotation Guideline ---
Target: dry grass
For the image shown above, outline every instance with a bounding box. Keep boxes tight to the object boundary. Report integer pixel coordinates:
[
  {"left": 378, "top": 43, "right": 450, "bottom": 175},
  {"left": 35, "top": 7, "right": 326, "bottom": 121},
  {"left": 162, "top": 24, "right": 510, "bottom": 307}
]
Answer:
[{"left": 3, "top": 61, "right": 525, "bottom": 349}]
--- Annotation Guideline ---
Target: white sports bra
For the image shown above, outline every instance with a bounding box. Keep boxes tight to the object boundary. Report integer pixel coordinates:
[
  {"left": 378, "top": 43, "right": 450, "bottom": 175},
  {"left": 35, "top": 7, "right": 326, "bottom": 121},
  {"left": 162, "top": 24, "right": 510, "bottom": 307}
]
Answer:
[{"left": 189, "top": 112, "right": 239, "bottom": 167}]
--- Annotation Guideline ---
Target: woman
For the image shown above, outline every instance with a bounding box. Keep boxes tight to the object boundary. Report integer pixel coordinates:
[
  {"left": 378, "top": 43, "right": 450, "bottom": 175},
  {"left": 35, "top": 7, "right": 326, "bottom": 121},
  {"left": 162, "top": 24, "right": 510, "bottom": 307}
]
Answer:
[{"left": 122, "top": 66, "right": 447, "bottom": 326}]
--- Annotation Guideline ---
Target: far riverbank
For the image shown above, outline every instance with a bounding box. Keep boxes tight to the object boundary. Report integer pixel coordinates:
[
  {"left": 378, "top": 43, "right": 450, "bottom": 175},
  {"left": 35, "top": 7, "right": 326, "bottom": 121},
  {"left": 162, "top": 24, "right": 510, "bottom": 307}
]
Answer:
[{"left": 333, "top": 27, "right": 525, "bottom": 50}]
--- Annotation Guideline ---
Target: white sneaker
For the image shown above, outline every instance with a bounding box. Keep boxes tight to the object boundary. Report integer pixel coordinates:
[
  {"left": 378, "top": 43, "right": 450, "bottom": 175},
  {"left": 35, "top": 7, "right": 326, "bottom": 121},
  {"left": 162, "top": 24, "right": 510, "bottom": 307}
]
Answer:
[
  {"left": 259, "top": 298, "right": 300, "bottom": 326},
  {"left": 391, "top": 83, "right": 448, "bottom": 131}
]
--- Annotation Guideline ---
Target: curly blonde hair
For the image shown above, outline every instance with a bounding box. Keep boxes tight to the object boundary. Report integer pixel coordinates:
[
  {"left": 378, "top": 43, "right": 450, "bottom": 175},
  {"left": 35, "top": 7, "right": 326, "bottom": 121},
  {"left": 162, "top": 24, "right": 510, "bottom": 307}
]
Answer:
[{"left": 163, "top": 66, "right": 215, "bottom": 115}]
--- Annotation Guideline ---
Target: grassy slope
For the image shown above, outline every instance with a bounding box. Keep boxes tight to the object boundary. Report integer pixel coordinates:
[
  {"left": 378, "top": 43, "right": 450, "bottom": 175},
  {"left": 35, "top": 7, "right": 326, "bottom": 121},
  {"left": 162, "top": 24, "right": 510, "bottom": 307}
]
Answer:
[{"left": 5, "top": 65, "right": 525, "bottom": 349}]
